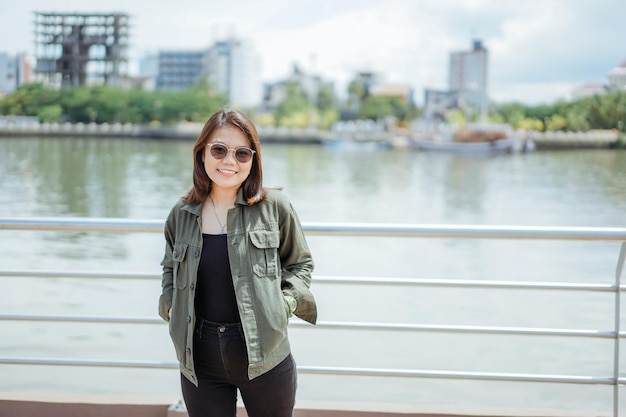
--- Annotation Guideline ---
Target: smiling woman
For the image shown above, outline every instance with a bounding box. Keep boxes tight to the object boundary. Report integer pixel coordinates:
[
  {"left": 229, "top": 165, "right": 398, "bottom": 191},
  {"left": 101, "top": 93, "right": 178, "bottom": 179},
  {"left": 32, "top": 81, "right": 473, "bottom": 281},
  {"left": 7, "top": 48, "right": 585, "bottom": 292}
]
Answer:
[{"left": 158, "top": 108, "right": 317, "bottom": 417}]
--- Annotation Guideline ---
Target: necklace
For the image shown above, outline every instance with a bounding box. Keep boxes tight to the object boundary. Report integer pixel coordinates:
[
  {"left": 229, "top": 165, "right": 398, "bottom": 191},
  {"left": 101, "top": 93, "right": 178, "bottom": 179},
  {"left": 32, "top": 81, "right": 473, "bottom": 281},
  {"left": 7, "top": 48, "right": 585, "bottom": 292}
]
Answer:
[{"left": 208, "top": 195, "right": 227, "bottom": 234}]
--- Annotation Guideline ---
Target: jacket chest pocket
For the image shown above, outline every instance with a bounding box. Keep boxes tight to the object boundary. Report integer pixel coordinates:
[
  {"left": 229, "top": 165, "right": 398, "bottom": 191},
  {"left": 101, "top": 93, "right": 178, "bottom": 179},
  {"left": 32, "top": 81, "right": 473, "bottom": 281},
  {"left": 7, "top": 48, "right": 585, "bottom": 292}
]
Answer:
[
  {"left": 249, "top": 230, "right": 280, "bottom": 277},
  {"left": 173, "top": 243, "right": 189, "bottom": 289}
]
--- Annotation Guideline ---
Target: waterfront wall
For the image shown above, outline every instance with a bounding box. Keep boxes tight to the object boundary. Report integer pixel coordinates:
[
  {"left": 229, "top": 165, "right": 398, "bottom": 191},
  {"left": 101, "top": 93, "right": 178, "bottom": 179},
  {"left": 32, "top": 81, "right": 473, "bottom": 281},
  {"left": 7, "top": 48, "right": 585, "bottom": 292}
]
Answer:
[
  {"left": 528, "top": 130, "right": 619, "bottom": 149},
  {"left": 0, "top": 121, "right": 387, "bottom": 144},
  {"left": 0, "top": 119, "right": 621, "bottom": 149}
]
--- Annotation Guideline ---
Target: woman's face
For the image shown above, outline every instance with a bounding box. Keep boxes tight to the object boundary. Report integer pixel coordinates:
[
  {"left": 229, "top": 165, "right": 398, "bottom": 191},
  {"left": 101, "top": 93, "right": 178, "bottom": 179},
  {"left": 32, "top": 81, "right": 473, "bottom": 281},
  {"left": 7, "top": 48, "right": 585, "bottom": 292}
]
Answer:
[{"left": 203, "top": 126, "right": 253, "bottom": 194}]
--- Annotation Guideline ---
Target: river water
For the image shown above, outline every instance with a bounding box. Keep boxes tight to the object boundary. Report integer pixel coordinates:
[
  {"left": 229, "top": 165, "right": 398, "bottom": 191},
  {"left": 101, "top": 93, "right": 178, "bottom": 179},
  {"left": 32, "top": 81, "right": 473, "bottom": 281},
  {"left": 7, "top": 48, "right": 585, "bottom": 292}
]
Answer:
[{"left": 2, "top": 136, "right": 626, "bottom": 414}]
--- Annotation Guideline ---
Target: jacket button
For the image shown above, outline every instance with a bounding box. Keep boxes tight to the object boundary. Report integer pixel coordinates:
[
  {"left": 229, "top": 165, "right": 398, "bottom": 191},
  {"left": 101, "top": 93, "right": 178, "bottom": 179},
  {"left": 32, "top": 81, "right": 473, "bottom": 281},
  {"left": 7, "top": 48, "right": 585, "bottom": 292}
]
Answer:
[
  {"left": 186, "top": 348, "right": 191, "bottom": 355},
  {"left": 193, "top": 249, "right": 200, "bottom": 257},
  {"left": 173, "top": 250, "right": 178, "bottom": 257},
  {"left": 190, "top": 283, "right": 195, "bottom": 290},
  {"left": 187, "top": 315, "right": 192, "bottom": 322}
]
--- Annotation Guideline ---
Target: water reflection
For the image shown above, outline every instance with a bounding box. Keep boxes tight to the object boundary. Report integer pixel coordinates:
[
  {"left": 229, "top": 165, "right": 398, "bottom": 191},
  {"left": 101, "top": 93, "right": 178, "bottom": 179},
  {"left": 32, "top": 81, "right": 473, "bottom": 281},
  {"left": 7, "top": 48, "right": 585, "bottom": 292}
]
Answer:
[{"left": 4, "top": 137, "right": 626, "bottom": 226}]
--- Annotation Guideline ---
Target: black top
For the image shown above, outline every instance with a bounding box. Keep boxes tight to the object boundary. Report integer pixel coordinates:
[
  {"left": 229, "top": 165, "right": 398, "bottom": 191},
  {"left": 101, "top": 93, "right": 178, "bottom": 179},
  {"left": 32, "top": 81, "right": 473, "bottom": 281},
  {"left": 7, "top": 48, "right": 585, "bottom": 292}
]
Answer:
[{"left": 195, "top": 234, "right": 240, "bottom": 323}]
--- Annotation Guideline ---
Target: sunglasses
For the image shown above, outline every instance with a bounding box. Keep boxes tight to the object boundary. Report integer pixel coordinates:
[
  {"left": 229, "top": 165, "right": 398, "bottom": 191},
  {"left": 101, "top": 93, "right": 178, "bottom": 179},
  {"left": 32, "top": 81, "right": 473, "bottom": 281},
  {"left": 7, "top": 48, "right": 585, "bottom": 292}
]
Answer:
[{"left": 207, "top": 142, "right": 256, "bottom": 163}]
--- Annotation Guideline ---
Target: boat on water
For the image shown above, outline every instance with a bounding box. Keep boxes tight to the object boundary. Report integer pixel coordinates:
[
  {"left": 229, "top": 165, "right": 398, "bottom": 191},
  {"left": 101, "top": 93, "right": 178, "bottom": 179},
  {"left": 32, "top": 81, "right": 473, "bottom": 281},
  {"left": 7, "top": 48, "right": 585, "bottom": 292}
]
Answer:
[
  {"left": 410, "top": 135, "right": 515, "bottom": 153},
  {"left": 409, "top": 124, "right": 515, "bottom": 153}
]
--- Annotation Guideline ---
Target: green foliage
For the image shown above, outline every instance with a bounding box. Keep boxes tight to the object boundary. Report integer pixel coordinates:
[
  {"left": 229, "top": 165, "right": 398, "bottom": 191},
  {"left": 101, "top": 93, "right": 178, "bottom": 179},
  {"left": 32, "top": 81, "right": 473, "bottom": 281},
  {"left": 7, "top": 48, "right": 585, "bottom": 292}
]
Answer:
[
  {"left": 273, "top": 83, "right": 313, "bottom": 127},
  {"left": 490, "top": 102, "right": 525, "bottom": 127},
  {"left": 0, "top": 83, "right": 59, "bottom": 115},
  {"left": 546, "top": 114, "right": 567, "bottom": 131},
  {"left": 0, "top": 82, "right": 227, "bottom": 125},
  {"left": 347, "top": 79, "right": 366, "bottom": 101},
  {"left": 518, "top": 118, "right": 544, "bottom": 131},
  {"left": 491, "top": 91, "right": 626, "bottom": 132},
  {"left": 359, "top": 95, "right": 393, "bottom": 120},
  {"left": 12, "top": 80, "right": 626, "bottom": 133},
  {"left": 445, "top": 109, "right": 466, "bottom": 126},
  {"left": 317, "top": 84, "right": 336, "bottom": 113},
  {"left": 58, "top": 86, "right": 93, "bottom": 122},
  {"left": 38, "top": 105, "right": 63, "bottom": 123},
  {"left": 359, "top": 95, "right": 414, "bottom": 122}
]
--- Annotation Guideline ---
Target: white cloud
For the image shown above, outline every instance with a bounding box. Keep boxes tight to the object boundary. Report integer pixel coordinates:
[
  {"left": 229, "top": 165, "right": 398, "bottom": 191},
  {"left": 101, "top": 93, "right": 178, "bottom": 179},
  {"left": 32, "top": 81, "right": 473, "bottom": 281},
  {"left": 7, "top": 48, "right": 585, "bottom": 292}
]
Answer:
[{"left": 1, "top": 0, "right": 626, "bottom": 105}]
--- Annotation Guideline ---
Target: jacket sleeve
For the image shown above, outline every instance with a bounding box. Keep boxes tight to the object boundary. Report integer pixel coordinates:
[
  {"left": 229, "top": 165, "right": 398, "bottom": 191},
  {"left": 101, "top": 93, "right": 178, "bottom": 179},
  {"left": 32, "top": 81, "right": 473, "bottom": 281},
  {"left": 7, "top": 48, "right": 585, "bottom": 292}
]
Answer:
[
  {"left": 277, "top": 194, "right": 317, "bottom": 324},
  {"left": 159, "top": 208, "right": 176, "bottom": 322}
]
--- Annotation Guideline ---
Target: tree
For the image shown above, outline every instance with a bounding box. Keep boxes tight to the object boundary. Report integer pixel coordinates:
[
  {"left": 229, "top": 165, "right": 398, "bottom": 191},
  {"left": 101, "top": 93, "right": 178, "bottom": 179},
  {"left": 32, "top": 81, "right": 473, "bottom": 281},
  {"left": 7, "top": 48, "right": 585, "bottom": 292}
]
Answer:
[
  {"left": 446, "top": 109, "right": 466, "bottom": 126},
  {"left": 89, "top": 86, "right": 128, "bottom": 123},
  {"left": 347, "top": 79, "right": 366, "bottom": 101},
  {"left": 491, "top": 102, "right": 525, "bottom": 127},
  {"left": 546, "top": 114, "right": 568, "bottom": 131},
  {"left": 0, "top": 83, "right": 59, "bottom": 116},
  {"left": 316, "top": 84, "right": 339, "bottom": 129},
  {"left": 359, "top": 95, "right": 393, "bottom": 121},
  {"left": 273, "top": 82, "right": 313, "bottom": 127},
  {"left": 59, "top": 87, "right": 94, "bottom": 123},
  {"left": 38, "top": 105, "right": 63, "bottom": 123}
]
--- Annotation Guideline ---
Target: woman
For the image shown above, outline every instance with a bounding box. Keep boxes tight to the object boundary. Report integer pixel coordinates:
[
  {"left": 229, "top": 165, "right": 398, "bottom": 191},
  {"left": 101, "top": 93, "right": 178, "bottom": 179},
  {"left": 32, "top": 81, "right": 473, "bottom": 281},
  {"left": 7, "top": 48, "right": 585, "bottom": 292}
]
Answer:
[{"left": 159, "top": 108, "right": 317, "bottom": 417}]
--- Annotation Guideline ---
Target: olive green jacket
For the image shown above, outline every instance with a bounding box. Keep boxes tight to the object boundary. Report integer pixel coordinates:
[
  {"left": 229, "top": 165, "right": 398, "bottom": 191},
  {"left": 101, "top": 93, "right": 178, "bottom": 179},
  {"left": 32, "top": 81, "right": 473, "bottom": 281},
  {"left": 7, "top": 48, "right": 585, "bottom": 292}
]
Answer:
[{"left": 159, "top": 188, "right": 316, "bottom": 384}]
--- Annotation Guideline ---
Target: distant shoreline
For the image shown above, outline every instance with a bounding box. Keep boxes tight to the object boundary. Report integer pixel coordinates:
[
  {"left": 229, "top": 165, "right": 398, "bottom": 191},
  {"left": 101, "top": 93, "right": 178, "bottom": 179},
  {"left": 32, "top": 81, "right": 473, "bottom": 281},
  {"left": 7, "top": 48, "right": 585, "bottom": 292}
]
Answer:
[
  {"left": 0, "top": 121, "right": 392, "bottom": 145},
  {"left": 0, "top": 121, "right": 620, "bottom": 149}
]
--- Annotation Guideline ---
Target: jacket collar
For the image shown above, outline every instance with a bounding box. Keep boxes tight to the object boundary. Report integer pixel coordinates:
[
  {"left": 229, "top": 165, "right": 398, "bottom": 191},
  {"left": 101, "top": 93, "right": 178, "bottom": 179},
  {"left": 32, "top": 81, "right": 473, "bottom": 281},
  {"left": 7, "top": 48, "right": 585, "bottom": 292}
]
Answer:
[{"left": 181, "top": 187, "right": 249, "bottom": 216}]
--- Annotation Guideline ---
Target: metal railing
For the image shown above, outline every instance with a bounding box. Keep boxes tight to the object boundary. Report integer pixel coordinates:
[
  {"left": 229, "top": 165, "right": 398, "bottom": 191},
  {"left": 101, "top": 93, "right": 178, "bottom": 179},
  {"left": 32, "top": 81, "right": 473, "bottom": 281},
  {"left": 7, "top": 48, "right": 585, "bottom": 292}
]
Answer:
[{"left": 1, "top": 217, "right": 626, "bottom": 415}]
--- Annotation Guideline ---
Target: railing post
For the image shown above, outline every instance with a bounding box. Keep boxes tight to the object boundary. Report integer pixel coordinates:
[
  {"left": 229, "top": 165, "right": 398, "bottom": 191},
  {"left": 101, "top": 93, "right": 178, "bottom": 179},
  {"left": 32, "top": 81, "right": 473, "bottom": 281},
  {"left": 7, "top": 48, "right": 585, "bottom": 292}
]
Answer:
[{"left": 613, "top": 242, "right": 626, "bottom": 417}]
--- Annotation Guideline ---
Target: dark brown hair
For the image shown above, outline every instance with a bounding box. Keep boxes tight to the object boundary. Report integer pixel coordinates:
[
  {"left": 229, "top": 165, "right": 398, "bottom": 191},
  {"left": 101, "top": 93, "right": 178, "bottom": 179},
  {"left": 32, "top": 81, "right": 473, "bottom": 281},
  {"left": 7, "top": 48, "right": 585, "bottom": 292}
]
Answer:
[{"left": 183, "top": 108, "right": 266, "bottom": 205}]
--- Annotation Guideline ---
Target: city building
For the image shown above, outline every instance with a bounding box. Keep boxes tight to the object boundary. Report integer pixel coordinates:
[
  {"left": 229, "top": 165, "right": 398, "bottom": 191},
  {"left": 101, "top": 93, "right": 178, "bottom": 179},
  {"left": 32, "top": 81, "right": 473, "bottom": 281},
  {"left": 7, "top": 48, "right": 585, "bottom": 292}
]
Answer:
[
  {"left": 449, "top": 39, "right": 489, "bottom": 109},
  {"left": 204, "top": 38, "right": 262, "bottom": 108},
  {"left": 0, "top": 52, "right": 30, "bottom": 95},
  {"left": 340, "top": 71, "right": 380, "bottom": 118},
  {"left": 421, "top": 39, "right": 489, "bottom": 124},
  {"left": 369, "top": 84, "right": 414, "bottom": 104},
  {"left": 608, "top": 60, "right": 626, "bottom": 92},
  {"left": 154, "top": 38, "right": 262, "bottom": 108},
  {"left": 156, "top": 50, "right": 205, "bottom": 89},
  {"left": 569, "top": 59, "right": 626, "bottom": 100},
  {"left": 571, "top": 83, "right": 608, "bottom": 100},
  {"left": 422, "top": 89, "right": 460, "bottom": 122},
  {"left": 137, "top": 52, "right": 159, "bottom": 90},
  {"left": 33, "top": 12, "right": 129, "bottom": 87},
  {"left": 262, "top": 64, "right": 335, "bottom": 111}
]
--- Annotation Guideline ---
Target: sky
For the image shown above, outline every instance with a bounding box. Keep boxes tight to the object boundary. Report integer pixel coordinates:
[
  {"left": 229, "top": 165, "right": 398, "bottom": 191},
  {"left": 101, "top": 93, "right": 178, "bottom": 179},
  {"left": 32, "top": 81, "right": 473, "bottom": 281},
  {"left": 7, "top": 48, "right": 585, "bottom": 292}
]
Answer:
[{"left": 1, "top": 0, "right": 625, "bottom": 105}]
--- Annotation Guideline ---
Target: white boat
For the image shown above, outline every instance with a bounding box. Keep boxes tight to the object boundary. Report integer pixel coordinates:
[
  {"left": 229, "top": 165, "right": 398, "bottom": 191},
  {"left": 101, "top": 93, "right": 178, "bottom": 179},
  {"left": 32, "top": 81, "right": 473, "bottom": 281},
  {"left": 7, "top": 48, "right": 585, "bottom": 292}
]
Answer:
[
  {"left": 409, "top": 125, "right": 515, "bottom": 153},
  {"left": 409, "top": 135, "right": 515, "bottom": 153}
]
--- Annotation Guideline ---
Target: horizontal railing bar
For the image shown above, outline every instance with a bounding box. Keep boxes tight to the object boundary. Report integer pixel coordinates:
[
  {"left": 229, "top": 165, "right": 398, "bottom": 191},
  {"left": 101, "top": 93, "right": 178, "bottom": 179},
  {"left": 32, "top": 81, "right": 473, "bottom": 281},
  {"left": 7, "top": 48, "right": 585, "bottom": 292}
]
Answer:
[
  {"left": 2, "top": 217, "right": 626, "bottom": 241},
  {"left": 0, "top": 356, "right": 615, "bottom": 385},
  {"left": 0, "top": 357, "right": 178, "bottom": 369},
  {"left": 297, "top": 366, "right": 617, "bottom": 385},
  {"left": 0, "top": 314, "right": 618, "bottom": 338},
  {"left": 0, "top": 270, "right": 159, "bottom": 280},
  {"left": 0, "top": 270, "right": 618, "bottom": 292},
  {"left": 0, "top": 217, "right": 163, "bottom": 233},
  {"left": 303, "top": 223, "right": 626, "bottom": 241},
  {"left": 0, "top": 314, "right": 163, "bottom": 324},
  {"left": 292, "top": 321, "right": 619, "bottom": 338},
  {"left": 313, "top": 276, "right": 617, "bottom": 292}
]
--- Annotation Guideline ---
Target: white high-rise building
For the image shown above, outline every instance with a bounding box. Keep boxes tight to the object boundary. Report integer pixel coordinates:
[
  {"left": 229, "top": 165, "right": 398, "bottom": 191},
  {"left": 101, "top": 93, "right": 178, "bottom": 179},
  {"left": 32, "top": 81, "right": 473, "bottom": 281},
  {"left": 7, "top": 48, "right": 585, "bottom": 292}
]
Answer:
[
  {"left": 608, "top": 60, "right": 626, "bottom": 92},
  {"left": 0, "top": 53, "right": 17, "bottom": 95},
  {"left": 449, "top": 40, "right": 488, "bottom": 108},
  {"left": 0, "top": 52, "right": 30, "bottom": 95},
  {"left": 205, "top": 38, "right": 262, "bottom": 108}
]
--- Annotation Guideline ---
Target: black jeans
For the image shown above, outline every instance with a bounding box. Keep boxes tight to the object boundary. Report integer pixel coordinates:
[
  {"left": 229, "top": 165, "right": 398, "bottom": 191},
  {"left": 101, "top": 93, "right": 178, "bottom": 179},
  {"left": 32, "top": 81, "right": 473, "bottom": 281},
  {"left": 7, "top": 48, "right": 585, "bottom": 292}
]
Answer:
[{"left": 181, "top": 318, "right": 296, "bottom": 417}]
